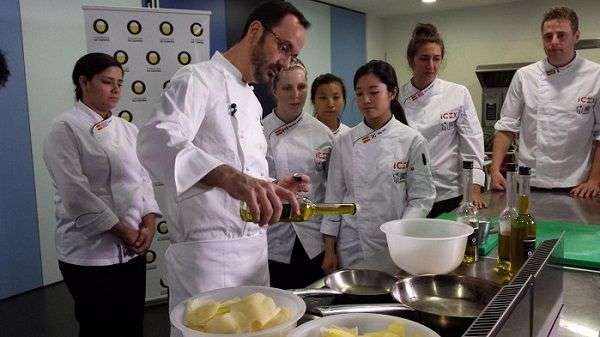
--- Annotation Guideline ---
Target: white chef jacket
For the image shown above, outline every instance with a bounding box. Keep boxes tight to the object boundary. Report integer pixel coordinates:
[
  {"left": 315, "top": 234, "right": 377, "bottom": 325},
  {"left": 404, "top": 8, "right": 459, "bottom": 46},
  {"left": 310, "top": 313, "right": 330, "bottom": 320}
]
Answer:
[
  {"left": 333, "top": 122, "right": 351, "bottom": 136},
  {"left": 321, "top": 117, "right": 436, "bottom": 267},
  {"left": 400, "top": 78, "right": 485, "bottom": 201},
  {"left": 262, "top": 111, "right": 334, "bottom": 263},
  {"left": 137, "top": 51, "right": 269, "bottom": 244},
  {"left": 138, "top": 54, "right": 271, "bottom": 335},
  {"left": 495, "top": 54, "right": 600, "bottom": 188},
  {"left": 43, "top": 101, "right": 161, "bottom": 266}
]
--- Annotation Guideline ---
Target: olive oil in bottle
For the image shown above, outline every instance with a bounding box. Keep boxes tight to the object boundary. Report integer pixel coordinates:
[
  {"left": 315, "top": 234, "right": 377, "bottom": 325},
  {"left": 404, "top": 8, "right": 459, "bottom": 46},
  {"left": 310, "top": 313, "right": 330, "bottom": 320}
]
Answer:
[
  {"left": 457, "top": 160, "right": 479, "bottom": 263},
  {"left": 497, "top": 163, "right": 518, "bottom": 272},
  {"left": 240, "top": 196, "right": 357, "bottom": 223},
  {"left": 509, "top": 166, "right": 537, "bottom": 274}
]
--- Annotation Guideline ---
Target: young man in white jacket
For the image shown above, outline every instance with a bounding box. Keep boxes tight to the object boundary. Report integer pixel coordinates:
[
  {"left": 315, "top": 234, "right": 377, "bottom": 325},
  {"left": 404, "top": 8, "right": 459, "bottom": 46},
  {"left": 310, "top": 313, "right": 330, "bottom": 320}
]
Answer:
[
  {"left": 492, "top": 7, "right": 600, "bottom": 198},
  {"left": 137, "top": 2, "right": 310, "bottom": 335}
]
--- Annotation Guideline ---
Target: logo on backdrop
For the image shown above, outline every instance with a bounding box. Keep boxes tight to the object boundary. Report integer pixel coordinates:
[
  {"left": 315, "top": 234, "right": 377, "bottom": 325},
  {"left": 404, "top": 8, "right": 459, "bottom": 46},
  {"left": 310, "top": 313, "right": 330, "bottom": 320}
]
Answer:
[
  {"left": 131, "top": 80, "right": 146, "bottom": 95},
  {"left": 163, "top": 80, "right": 170, "bottom": 89},
  {"left": 146, "top": 51, "right": 161, "bottom": 65},
  {"left": 178, "top": 51, "right": 191, "bottom": 65},
  {"left": 113, "top": 50, "right": 129, "bottom": 65},
  {"left": 93, "top": 18, "right": 109, "bottom": 34},
  {"left": 157, "top": 221, "right": 169, "bottom": 235},
  {"left": 145, "top": 250, "right": 156, "bottom": 264},
  {"left": 190, "top": 23, "right": 204, "bottom": 37},
  {"left": 127, "top": 20, "right": 142, "bottom": 35},
  {"left": 118, "top": 110, "right": 133, "bottom": 122},
  {"left": 160, "top": 21, "right": 174, "bottom": 36}
]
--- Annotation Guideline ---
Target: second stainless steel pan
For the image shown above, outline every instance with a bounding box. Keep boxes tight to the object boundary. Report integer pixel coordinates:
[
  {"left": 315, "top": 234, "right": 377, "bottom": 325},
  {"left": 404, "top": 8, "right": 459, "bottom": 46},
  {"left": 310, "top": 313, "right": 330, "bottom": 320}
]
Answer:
[{"left": 314, "top": 274, "right": 500, "bottom": 333}]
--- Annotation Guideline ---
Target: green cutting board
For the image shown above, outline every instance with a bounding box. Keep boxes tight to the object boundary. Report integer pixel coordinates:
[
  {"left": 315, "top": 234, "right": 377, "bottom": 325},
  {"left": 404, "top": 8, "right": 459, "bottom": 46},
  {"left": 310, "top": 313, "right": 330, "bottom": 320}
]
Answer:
[
  {"left": 436, "top": 213, "right": 498, "bottom": 256},
  {"left": 534, "top": 220, "right": 600, "bottom": 269}
]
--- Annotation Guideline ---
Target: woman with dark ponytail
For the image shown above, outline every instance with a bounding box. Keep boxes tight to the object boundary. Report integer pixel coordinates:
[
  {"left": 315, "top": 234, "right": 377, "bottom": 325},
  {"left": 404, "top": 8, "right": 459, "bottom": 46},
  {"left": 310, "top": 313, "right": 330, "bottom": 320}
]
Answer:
[
  {"left": 320, "top": 60, "right": 436, "bottom": 272},
  {"left": 399, "top": 23, "right": 486, "bottom": 218}
]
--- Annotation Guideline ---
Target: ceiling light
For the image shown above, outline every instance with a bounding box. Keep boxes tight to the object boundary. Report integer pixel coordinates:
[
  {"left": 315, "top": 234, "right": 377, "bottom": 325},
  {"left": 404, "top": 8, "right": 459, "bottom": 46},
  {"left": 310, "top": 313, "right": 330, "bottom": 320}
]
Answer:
[{"left": 422, "top": 0, "right": 436, "bottom": 3}]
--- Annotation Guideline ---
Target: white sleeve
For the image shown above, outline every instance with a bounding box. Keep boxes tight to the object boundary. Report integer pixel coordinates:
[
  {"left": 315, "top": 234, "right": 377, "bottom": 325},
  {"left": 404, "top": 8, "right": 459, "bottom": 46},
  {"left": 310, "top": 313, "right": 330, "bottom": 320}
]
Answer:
[
  {"left": 320, "top": 137, "right": 346, "bottom": 237},
  {"left": 43, "top": 122, "right": 119, "bottom": 238},
  {"left": 140, "top": 165, "right": 162, "bottom": 218},
  {"left": 402, "top": 136, "right": 436, "bottom": 219},
  {"left": 137, "top": 68, "right": 224, "bottom": 201},
  {"left": 594, "top": 92, "right": 600, "bottom": 141},
  {"left": 457, "top": 87, "right": 486, "bottom": 186},
  {"left": 495, "top": 70, "right": 524, "bottom": 133}
]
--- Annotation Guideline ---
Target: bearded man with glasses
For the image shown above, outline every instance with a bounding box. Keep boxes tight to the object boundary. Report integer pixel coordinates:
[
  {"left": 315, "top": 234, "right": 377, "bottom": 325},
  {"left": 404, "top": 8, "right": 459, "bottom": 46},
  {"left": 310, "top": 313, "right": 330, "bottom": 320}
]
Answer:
[{"left": 137, "top": 2, "right": 310, "bottom": 336}]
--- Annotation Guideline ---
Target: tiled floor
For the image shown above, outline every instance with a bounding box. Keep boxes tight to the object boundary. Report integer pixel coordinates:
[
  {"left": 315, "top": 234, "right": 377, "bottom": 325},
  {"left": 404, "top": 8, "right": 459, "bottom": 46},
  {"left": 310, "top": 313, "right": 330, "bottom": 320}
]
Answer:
[{"left": 0, "top": 282, "right": 170, "bottom": 337}]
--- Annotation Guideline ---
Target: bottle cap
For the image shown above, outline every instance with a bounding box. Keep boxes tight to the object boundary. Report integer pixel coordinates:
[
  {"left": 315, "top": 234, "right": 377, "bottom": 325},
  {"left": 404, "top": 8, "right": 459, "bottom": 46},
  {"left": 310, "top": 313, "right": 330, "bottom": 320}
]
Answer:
[
  {"left": 505, "top": 163, "right": 517, "bottom": 171},
  {"left": 519, "top": 166, "right": 531, "bottom": 175},
  {"left": 462, "top": 160, "right": 473, "bottom": 169}
]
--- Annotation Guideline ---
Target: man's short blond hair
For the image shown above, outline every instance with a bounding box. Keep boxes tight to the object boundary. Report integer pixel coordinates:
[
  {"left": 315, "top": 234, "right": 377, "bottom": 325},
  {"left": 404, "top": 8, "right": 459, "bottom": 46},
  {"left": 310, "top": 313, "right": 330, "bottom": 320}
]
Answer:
[{"left": 541, "top": 7, "right": 579, "bottom": 32}]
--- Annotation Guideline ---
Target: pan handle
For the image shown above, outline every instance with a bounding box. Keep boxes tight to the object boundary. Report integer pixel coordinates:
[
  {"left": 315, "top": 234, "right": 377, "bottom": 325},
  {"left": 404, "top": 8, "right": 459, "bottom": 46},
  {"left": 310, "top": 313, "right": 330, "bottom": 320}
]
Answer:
[
  {"left": 290, "top": 288, "right": 343, "bottom": 297},
  {"left": 313, "top": 303, "right": 414, "bottom": 316}
]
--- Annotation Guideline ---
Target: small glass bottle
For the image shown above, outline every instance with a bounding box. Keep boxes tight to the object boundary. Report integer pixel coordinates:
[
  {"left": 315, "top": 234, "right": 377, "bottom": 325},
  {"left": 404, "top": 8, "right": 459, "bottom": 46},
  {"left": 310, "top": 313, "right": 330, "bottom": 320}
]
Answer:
[
  {"left": 509, "top": 166, "right": 537, "bottom": 273},
  {"left": 457, "top": 160, "right": 479, "bottom": 263},
  {"left": 497, "top": 163, "right": 518, "bottom": 272},
  {"left": 240, "top": 196, "right": 357, "bottom": 223}
]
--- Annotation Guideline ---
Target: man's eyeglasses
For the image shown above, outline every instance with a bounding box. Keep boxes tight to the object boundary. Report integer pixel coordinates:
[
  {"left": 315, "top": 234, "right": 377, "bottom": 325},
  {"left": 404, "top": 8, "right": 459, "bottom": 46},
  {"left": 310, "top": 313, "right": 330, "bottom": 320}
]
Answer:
[{"left": 263, "top": 26, "right": 296, "bottom": 61}]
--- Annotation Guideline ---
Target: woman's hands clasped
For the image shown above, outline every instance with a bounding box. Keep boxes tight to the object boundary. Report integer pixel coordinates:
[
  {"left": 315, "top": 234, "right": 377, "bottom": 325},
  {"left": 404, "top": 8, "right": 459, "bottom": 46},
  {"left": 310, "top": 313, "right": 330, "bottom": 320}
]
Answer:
[{"left": 111, "top": 213, "right": 157, "bottom": 255}]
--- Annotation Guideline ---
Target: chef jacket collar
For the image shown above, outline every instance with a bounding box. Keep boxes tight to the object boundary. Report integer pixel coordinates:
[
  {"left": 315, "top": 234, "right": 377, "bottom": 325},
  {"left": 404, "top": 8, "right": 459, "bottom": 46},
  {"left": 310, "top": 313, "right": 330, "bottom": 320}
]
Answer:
[
  {"left": 404, "top": 78, "right": 440, "bottom": 103},
  {"left": 270, "top": 109, "right": 304, "bottom": 137},
  {"left": 542, "top": 52, "right": 581, "bottom": 76},
  {"left": 332, "top": 120, "right": 344, "bottom": 135},
  {"left": 354, "top": 115, "right": 397, "bottom": 145},
  {"left": 75, "top": 100, "right": 113, "bottom": 127},
  {"left": 212, "top": 51, "right": 246, "bottom": 86}
]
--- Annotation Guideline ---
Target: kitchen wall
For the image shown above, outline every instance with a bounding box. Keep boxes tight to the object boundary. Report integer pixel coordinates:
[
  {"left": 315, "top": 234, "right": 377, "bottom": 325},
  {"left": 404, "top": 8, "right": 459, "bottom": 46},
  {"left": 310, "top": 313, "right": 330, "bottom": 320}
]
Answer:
[
  {"left": 331, "top": 6, "right": 365, "bottom": 127},
  {"left": 0, "top": 0, "right": 42, "bottom": 300},
  {"left": 382, "top": 0, "right": 600, "bottom": 118},
  {"left": 366, "top": 14, "right": 386, "bottom": 62}
]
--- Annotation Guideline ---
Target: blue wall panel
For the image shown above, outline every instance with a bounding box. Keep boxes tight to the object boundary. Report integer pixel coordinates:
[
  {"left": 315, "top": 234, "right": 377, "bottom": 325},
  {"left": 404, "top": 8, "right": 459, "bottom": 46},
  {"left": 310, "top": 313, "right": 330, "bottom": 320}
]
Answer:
[
  {"left": 0, "top": 0, "right": 43, "bottom": 299},
  {"left": 159, "top": 0, "right": 227, "bottom": 55},
  {"left": 331, "top": 7, "right": 366, "bottom": 127}
]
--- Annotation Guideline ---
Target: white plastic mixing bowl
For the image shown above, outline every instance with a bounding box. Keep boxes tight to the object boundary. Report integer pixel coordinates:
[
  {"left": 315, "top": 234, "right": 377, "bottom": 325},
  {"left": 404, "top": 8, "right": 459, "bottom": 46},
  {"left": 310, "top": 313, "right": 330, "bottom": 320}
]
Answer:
[
  {"left": 380, "top": 219, "right": 474, "bottom": 275},
  {"left": 170, "top": 286, "right": 306, "bottom": 337},
  {"left": 287, "top": 313, "right": 440, "bottom": 337}
]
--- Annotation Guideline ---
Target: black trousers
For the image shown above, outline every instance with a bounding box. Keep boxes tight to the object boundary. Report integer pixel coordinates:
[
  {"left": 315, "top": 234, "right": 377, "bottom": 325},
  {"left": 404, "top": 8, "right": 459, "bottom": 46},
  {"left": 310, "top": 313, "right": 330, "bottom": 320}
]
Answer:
[
  {"left": 58, "top": 255, "right": 146, "bottom": 337},
  {"left": 269, "top": 237, "right": 325, "bottom": 289},
  {"left": 427, "top": 195, "right": 463, "bottom": 218}
]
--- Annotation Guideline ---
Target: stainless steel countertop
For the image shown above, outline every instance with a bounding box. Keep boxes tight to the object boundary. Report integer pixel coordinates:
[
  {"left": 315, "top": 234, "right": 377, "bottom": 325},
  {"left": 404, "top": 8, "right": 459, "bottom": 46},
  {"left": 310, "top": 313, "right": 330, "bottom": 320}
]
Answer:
[
  {"left": 349, "top": 190, "right": 600, "bottom": 336},
  {"left": 479, "top": 190, "right": 600, "bottom": 337}
]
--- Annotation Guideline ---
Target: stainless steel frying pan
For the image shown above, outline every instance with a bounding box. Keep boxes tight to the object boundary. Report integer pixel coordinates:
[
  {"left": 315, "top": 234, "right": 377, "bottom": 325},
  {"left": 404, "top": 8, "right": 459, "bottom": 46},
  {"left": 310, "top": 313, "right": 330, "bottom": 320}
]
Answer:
[
  {"left": 292, "top": 269, "right": 397, "bottom": 297},
  {"left": 313, "top": 274, "right": 501, "bottom": 332}
]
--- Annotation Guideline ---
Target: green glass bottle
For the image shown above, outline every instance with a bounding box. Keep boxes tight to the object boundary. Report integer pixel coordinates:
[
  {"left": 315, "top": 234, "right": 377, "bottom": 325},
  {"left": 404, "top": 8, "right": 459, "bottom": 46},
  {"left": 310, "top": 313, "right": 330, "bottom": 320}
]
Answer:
[
  {"left": 240, "top": 197, "right": 357, "bottom": 223},
  {"left": 509, "top": 166, "right": 537, "bottom": 274}
]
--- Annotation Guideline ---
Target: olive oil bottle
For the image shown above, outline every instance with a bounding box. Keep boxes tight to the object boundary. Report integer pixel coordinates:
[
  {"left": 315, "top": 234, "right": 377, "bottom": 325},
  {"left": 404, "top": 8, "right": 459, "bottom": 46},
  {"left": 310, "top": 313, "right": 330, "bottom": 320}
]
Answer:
[
  {"left": 497, "top": 163, "right": 518, "bottom": 272},
  {"left": 457, "top": 161, "right": 479, "bottom": 263},
  {"left": 240, "top": 197, "right": 357, "bottom": 223},
  {"left": 509, "top": 166, "right": 537, "bottom": 274}
]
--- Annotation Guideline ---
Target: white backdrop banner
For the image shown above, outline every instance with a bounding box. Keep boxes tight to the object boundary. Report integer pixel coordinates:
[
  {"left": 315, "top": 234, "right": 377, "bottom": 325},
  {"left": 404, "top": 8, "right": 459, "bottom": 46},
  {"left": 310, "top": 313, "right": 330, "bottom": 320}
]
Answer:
[{"left": 83, "top": 5, "right": 211, "bottom": 302}]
